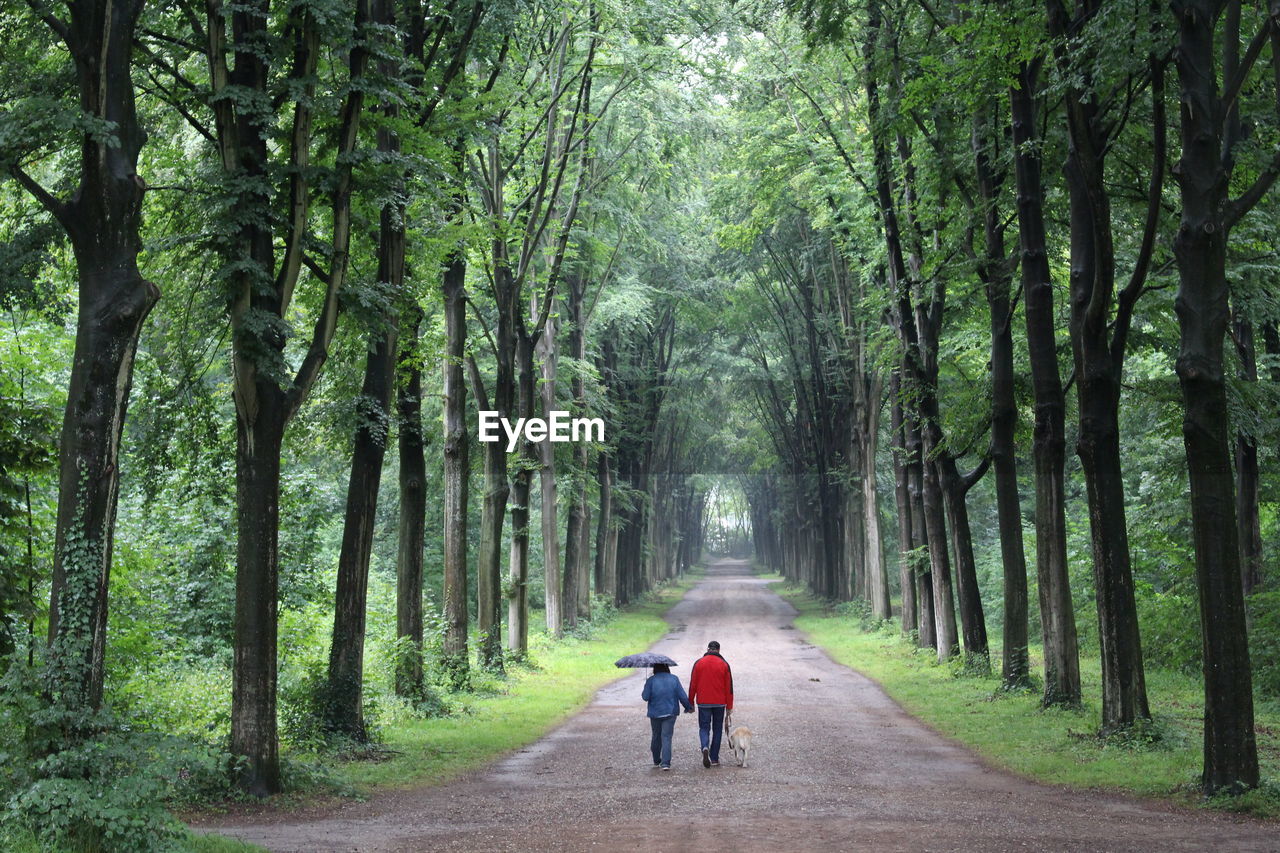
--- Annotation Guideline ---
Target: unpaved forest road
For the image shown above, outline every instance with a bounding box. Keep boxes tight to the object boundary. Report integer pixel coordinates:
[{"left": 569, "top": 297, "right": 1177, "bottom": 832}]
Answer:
[{"left": 195, "top": 560, "right": 1278, "bottom": 852}]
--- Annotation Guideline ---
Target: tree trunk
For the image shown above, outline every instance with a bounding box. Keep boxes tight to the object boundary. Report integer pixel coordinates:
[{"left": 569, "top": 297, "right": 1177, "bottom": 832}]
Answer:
[
  {"left": 565, "top": 274, "right": 591, "bottom": 621},
  {"left": 328, "top": 32, "right": 404, "bottom": 726},
  {"left": 395, "top": 309, "right": 426, "bottom": 697},
  {"left": 908, "top": 417, "right": 935, "bottom": 650},
  {"left": 539, "top": 310, "right": 563, "bottom": 635},
  {"left": 939, "top": 458, "right": 989, "bottom": 667},
  {"left": 36, "top": 0, "right": 159, "bottom": 720},
  {"left": 326, "top": 278, "right": 398, "bottom": 738},
  {"left": 862, "top": 388, "right": 890, "bottom": 620},
  {"left": 469, "top": 357, "right": 507, "bottom": 672},
  {"left": 507, "top": 329, "right": 536, "bottom": 656},
  {"left": 441, "top": 250, "right": 470, "bottom": 687},
  {"left": 972, "top": 103, "right": 1030, "bottom": 688},
  {"left": 575, "top": 472, "right": 592, "bottom": 619},
  {"left": 1062, "top": 153, "right": 1151, "bottom": 732},
  {"left": 921, "top": 456, "right": 957, "bottom": 660},
  {"left": 1170, "top": 0, "right": 1259, "bottom": 793},
  {"left": 889, "top": 373, "right": 917, "bottom": 634},
  {"left": 595, "top": 452, "right": 615, "bottom": 604},
  {"left": 1010, "top": 60, "right": 1080, "bottom": 707},
  {"left": 231, "top": 399, "right": 285, "bottom": 796},
  {"left": 1047, "top": 0, "right": 1152, "bottom": 733}
]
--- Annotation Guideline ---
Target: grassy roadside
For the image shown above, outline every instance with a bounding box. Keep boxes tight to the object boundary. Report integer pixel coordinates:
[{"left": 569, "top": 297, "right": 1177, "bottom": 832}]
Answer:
[
  {"left": 335, "top": 575, "right": 695, "bottom": 791},
  {"left": 176, "top": 573, "right": 696, "bottom": 849},
  {"left": 769, "top": 577, "right": 1280, "bottom": 819}
]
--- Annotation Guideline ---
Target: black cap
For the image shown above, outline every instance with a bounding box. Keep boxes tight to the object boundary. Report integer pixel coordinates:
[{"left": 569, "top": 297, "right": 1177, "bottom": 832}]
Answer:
[{"left": 707, "top": 641, "right": 720, "bottom": 650}]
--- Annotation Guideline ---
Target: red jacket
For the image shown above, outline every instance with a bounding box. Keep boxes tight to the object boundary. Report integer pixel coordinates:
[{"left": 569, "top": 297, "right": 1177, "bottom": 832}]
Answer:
[{"left": 688, "top": 652, "right": 733, "bottom": 710}]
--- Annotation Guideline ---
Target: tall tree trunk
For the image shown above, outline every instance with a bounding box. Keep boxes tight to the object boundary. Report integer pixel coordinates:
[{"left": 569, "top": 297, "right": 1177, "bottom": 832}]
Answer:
[
  {"left": 539, "top": 310, "right": 563, "bottom": 634},
  {"left": 1170, "top": 0, "right": 1261, "bottom": 793},
  {"left": 862, "top": 386, "right": 890, "bottom": 620},
  {"left": 575, "top": 472, "right": 592, "bottom": 619},
  {"left": 971, "top": 103, "right": 1031, "bottom": 688},
  {"left": 210, "top": 0, "right": 369, "bottom": 794},
  {"left": 890, "top": 373, "right": 918, "bottom": 634},
  {"left": 231, "top": 398, "right": 285, "bottom": 796},
  {"left": 468, "top": 358, "right": 507, "bottom": 672},
  {"left": 329, "top": 10, "right": 404, "bottom": 726},
  {"left": 441, "top": 250, "right": 470, "bottom": 687},
  {"left": 32, "top": 0, "right": 159, "bottom": 720},
  {"left": 508, "top": 329, "right": 536, "bottom": 656},
  {"left": 326, "top": 243, "right": 400, "bottom": 738},
  {"left": 1063, "top": 167, "right": 1151, "bottom": 732},
  {"left": 565, "top": 272, "right": 591, "bottom": 621},
  {"left": 1048, "top": 0, "right": 1152, "bottom": 734},
  {"left": 595, "top": 452, "right": 615, "bottom": 604},
  {"left": 1009, "top": 60, "right": 1080, "bottom": 707},
  {"left": 908, "top": 417, "right": 935, "bottom": 650},
  {"left": 939, "top": 458, "right": 990, "bottom": 667},
  {"left": 921, "top": 456, "right": 957, "bottom": 660},
  {"left": 396, "top": 310, "right": 427, "bottom": 697}
]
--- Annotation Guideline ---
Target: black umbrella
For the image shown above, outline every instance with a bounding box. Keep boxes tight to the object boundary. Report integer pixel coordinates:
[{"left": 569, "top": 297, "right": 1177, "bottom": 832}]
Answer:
[{"left": 614, "top": 652, "right": 678, "bottom": 668}]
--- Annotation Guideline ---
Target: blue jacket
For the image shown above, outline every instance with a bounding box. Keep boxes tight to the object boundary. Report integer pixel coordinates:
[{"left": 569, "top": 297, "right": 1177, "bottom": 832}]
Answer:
[{"left": 642, "top": 672, "right": 693, "bottom": 719}]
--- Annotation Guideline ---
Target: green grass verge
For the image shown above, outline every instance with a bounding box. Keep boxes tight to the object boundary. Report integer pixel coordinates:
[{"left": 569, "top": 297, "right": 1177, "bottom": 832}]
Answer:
[
  {"left": 330, "top": 575, "right": 695, "bottom": 792},
  {"left": 772, "top": 581, "right": 1280, "bottom": 819},
  {"left": 0, "top": 826, "right": 263, "bottom": 853},
  {"left": 180, "top": 830, "right": 266, "bottom": 852}
]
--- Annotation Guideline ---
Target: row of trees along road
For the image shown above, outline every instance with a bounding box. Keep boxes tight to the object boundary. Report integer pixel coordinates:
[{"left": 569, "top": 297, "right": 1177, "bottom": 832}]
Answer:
[
  {"left": 0, "top": 0, "right": 1277, "bottom": 831},
  {"left": 738, "top": 0, "right": 1280, "bottom": 796}
]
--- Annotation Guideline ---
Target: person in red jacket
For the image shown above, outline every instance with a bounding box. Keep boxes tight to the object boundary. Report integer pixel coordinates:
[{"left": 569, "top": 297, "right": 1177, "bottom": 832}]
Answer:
[{"left": 687, "top": 640, "right": 733, "bottom": 767}]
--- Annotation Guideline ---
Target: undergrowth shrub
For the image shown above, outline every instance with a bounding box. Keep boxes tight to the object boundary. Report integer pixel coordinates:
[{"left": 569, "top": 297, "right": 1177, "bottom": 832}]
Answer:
[
  {"left": 1, "top": 654, "right": 235, "bottom": 852},
  {"left": 1136, "top": 579, "right": 1202, "bottom": 675}
]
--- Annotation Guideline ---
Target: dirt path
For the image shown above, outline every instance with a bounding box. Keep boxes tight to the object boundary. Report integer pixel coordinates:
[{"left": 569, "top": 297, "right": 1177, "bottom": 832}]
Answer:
[{"left": 196, "top": 560, "right": 1277, "bottom": 852}]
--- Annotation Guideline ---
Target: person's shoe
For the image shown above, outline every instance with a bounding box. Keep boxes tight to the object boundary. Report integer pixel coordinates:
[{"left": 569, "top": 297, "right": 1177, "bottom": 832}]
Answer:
[
  {"left": 652, "top": 763, "right": 661, "bottom": 768},
  {"left": 710, "top": 761, "right": 720, "bottom": 767},
  {"left": 661, "top": 765, "right": 670, "bottom": 771},
  {"left": 702, "top": 747, "right": 711, "bottom": 768}
]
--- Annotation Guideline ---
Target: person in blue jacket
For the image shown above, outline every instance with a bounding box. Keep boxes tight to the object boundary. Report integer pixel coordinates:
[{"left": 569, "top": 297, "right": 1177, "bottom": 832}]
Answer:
[{"left": 641, "top": 663, "right": 693, "bottom": 770}]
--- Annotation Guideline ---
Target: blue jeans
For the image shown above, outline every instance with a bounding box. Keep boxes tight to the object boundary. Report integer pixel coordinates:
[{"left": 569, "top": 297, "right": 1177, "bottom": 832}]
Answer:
[
  {"left": 650, "top": 715, "right": 676, "bottom": 766},
  {"left": 697, "top": 705, "right": 726, "bottom": 762}
]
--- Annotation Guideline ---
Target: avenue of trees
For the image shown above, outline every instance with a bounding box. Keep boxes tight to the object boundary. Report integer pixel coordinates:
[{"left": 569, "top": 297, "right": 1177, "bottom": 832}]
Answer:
[
  {"left": 1, "top": 0, "right": 1278, "bottom": 845},
  {"left": 737, "top": 0, "right": 1280, "bottom": 798}
]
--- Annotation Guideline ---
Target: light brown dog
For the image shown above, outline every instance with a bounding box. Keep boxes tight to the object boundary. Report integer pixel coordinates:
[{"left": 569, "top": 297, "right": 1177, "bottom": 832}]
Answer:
[{"left": 726, "top": 725, "right": 753, "bottom": 767}]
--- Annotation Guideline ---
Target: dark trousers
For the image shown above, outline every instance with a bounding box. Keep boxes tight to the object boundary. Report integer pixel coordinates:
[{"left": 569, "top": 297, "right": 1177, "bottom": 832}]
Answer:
[
  {"left": 697, "top": 704, "right": 726, "bottom": 761},
  {"left": 650, "top": 715, "right": 676, "bottom": 767}
]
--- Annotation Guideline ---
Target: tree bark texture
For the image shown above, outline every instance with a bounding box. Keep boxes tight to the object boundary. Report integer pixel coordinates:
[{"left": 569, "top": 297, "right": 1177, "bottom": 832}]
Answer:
[
  {"left": 973, "top": 104, "right": 1030, "bottom": 687},
  {"left": 208, "top": 0, "right": 370, "bottom": 793},
  {"left": 538, "top": 310, "right": 563, "bottom": 635},
  {"left": 507, "top": 329, "right": 537, "bottom": 656},
  {"left": 1047, "top": 0, "right": 1151, "bottom": 732},
  {"left": 326, "top": 256, "right": 399, "bottom": 737},
  {"left": 595, "top": 452, "right": 616, "bottom": 604},
  {"left": 1009, "top": 61, "right": 1081, "bottom": 707},
  {"left": 468, "top": 357, "right": 507, "bottom": 672},
  {"left": 36, "top": 0, "right": 159, "bottom": 720},
  {"left": 889, "top": 373, "right": 918, "bottom": 634},
  {"left": 396, "top": 311, "right": 427, "bottom": 697},
  {"left": 1170, "top": 0, "right": 1260, "bottom": 793},
  {"left": 441, "top": 251, "right": 470, "bottom": 686},
  {"left": 329, "top": 15, "right": 404, "bottom": 725}
]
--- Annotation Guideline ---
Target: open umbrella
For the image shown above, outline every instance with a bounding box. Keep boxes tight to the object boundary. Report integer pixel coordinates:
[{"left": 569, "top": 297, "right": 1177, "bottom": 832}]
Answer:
[{"left": 614, "top": 652, "right": 678, "bottom": 668}]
